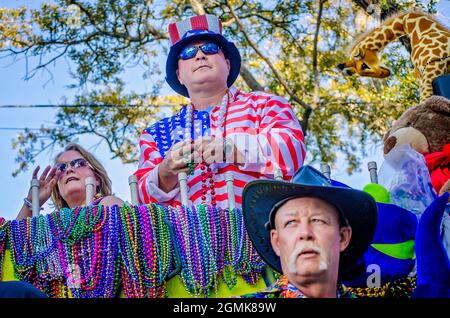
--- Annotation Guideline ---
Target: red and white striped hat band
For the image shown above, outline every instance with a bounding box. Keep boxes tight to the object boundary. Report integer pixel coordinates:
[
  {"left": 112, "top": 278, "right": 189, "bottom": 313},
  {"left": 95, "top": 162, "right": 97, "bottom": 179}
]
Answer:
[{"left": 168, "top": 14, "right": 223, "bottom": 45}]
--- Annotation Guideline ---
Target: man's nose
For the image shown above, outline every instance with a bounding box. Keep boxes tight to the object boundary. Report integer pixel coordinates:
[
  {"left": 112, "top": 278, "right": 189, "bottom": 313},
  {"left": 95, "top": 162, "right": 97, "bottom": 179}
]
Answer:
[
  {"left": 195, "top": 48, "right": 207, "bottom": 60},
  {"left": 298, "top": 222, "right": 314, "bottom": 241}
]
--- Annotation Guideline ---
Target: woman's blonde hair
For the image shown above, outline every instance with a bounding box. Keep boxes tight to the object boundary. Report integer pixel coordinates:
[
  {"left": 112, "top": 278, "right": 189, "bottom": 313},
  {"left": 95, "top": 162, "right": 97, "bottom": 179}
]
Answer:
[{"left": 51, "top": 143, "right": 112, "bottom": 209}]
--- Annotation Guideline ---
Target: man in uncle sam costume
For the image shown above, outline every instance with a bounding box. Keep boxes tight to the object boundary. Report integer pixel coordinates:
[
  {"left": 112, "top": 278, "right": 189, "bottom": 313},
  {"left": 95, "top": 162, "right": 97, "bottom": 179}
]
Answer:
[{"left": 134, "top": 14, "right": 306, "bottom": 210}]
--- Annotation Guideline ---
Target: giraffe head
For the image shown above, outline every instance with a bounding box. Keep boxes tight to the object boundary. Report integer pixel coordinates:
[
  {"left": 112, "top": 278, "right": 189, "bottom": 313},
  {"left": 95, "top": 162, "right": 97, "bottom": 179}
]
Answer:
[{"left": 337, "top": 48, "right": 391, "bottom": 78}]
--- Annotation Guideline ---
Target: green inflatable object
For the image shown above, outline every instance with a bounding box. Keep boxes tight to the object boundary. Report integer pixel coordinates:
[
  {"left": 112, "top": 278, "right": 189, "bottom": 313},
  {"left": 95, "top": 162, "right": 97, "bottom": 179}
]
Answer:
[
  {"left": 371, "top": 240, "right": 416, "bottom": 260},
  {"left": 363, "top": 183, "right": 391, "bottom": 204}
]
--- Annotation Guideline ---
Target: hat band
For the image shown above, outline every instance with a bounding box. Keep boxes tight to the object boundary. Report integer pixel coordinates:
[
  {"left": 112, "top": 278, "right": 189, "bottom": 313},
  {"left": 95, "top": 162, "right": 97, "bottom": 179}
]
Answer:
[{"left": 178, "top": 29, "right": 221, "bottom": 42}]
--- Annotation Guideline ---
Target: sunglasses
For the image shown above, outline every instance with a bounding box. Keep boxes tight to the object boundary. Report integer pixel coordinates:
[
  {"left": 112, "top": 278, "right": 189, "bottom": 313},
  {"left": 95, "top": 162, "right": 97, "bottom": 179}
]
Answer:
[
  {"left": 56, "top": 158, "right": 92, "bottom": 173},
  {"left": 179, "top": 42, "right": 221, "bottom": 60}
]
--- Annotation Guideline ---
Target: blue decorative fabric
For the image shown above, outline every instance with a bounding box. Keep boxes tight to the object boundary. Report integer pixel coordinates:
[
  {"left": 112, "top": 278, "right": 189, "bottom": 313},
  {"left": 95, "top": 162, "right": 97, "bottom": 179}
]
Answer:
[
  {"left": 343, "top": 202, "right": 417, "bottom": 287},
  {"left": 0, "top": 281, "right": 47, "bottom": 298},
  {"left": 414, "top": 192, "right": 450, "bottom": 297},
  {"left": 145, "top": 107, "right": 210, "bottom": 157}
]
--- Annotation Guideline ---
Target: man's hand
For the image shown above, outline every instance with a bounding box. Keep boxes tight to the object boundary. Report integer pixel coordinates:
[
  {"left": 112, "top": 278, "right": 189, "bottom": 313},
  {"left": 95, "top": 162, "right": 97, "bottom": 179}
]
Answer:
[
  {"left": 158, "top": 139, "right": 198, "bottom": 192},
  {"left": 194, "top": 137, "right": 245, "bottom": 165}
]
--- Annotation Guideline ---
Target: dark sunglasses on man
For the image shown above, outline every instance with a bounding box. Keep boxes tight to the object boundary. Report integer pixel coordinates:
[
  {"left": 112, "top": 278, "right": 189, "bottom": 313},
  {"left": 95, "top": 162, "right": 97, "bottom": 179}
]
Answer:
[
  {"left": 56, "top": 158, "right": 92, "bottom": 173},
  {"left": 179, "top": 42, "right": 221, "bottom": 60}
]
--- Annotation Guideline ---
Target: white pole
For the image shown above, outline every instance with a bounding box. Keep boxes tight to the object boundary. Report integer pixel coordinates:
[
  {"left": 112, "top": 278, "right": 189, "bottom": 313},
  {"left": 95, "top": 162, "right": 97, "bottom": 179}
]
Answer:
[
  {"left": 30, "top": 179, "right": 40, "bottom": 217},
  {"left": 128, "top": 175, "right": 139, "bottom": 205},
  {"left": 368, "top": 161, "right": 378, "bottom": 184},
  {"left": 85, "top": 177, "right": 95, "bottom": 206},
  {"left": 320, "top": 163, "right": 331, "bottom": 179},
  {"left": 225, "top": 172, "right": 236, "bottom": 211},
  {"left": 274, "top": 168, "right": 283, "bottom": 181},
  {"left": 178, "top": 172, "right": 189, "bottom": 208}
]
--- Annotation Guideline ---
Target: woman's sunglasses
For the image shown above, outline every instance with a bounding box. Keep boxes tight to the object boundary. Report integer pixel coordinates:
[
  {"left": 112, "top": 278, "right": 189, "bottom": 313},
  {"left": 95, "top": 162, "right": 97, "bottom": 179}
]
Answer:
[
  {"left": 179, "top": 42, "right": 221, "bottom": 60},
  {"left": 56, "top": 158, "right": 91, "bottom": 173}
]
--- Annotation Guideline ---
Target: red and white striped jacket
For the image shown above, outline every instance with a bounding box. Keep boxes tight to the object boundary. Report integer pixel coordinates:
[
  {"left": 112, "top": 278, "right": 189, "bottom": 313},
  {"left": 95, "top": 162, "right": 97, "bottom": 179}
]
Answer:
[{"left": 135, "top": 87, "right": 306, "bottom": 209}]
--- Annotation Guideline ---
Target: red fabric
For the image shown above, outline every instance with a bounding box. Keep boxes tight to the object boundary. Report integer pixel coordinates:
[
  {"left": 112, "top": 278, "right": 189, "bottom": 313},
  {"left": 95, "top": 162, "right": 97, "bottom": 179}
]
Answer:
[
  {"left": 190, "top": 15, "right": 208, "bottom": 31},
  {"left": 168, "top": 23, "right": 180, "bottom": 44},
  {"left": 424, "top": 143, "right": 450, "bottom": 193}
]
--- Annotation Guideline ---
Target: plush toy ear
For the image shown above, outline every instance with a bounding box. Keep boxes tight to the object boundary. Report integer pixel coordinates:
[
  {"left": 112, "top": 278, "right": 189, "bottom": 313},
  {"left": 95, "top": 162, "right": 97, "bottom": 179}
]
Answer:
[
  {"left": 426, "top": 95, "right": 450, "bottom": 115},
  {"left": 383, "top": 128, "right": 392, "bottom": 142}
]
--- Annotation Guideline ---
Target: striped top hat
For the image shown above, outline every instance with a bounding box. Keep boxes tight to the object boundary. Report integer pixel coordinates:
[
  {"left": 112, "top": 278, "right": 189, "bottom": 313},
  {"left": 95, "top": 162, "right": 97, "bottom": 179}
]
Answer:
[{"left": 165, "top": 14, "right": 241, "bottom": 97}]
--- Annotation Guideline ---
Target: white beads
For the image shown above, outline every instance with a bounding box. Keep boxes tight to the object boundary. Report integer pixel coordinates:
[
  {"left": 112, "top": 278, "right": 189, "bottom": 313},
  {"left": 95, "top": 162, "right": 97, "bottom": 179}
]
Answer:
[{"left": 186, "top": 90, "right": 229, "bottom": 140}]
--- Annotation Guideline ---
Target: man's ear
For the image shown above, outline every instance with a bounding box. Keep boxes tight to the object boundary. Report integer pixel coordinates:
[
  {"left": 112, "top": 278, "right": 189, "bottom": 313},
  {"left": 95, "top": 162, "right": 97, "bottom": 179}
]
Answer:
[
  {"left": 339, "top": 226, "right": 352, "bottom": 252},
  {"left": 270, "top": 229, "right": 281, "bottom": 257},
  {"left": 226, "top": 59, "right": 231, "bottom": 74}
]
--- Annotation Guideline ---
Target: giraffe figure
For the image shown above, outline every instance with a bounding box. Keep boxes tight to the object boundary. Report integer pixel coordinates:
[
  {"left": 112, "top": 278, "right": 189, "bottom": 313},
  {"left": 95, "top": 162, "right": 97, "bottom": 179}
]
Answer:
[{"left": 337, "top": 11, "right": 450, "bottom": 101}]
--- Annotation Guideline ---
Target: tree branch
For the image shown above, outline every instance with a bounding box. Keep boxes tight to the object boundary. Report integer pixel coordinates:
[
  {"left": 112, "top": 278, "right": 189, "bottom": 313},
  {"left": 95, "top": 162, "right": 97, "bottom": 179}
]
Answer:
[
  {"left": 311, "top": 0, "right": 326, "bottom": 109},
  {"left": 240, "top": 64, "right": 264, "bottom": 91},
  {"left": 190, "top": 0, "right": 206, "bottom": 15},
  {"left": 71, "top": 0, "right": 168, "bottom": 41},
  {"left": 224, "top": 1, "right": 311, "bottom": 112}
]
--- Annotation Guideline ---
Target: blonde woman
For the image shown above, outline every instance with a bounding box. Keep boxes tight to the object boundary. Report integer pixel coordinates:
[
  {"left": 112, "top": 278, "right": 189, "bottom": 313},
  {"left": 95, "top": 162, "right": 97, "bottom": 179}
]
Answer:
[{"left": 17, "top": 143, "right": 123, "bottom": 220}]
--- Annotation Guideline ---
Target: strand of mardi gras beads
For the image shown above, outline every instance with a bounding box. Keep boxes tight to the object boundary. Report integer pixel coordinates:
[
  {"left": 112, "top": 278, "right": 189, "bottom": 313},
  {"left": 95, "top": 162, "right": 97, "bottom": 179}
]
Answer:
[
  {"left": 231, "top": 208, "right": 264, "bottom": 285},
  {"left": 194, "top": 205, "right": 218, "bottom": 296},
  {"left": 347, "top": 276, "right": 416, "bottom": 298},
  {"left": 35, "top": 213, "right": 64, "bottom": 282},
  {"left": 9, "top": 213, "right": 64, "bottom": 296},
  {"left": 64, "top": 205, "right": 120, "bottom": 298},
  {"left": 238, "top": 225, "right": 265, "bottom": 285},
  {"left": 47, "top": 204, "right": 119, "bottom": 298},
  {"left": 118, "top": 204, "right": 172, "bottom": 297},
  {"left": 167, "top": 204, "right": 207, "bottom": 296},
  {"left": 118, "top": 204, "right": 143, "bottom": 297},
  {"left": 168, "top": 204, "right": 217, "bottom": 296},
  {"left": 139, "top": 204, "right": 159, "bottom": 297},
  {"left": 166, "top": 204, "right": 262, "bottom": 296},
  {"left": 222, "top": 205, "right": 238, "bottom": 288},
  {"left": 5, "top": 201, "right": 264, "bottom": 298},
  {"left": 0, "top": 218, "right": 9, "bottom": 279},
  {"left": 167, "top": 205, "right": 195, "bottom": 295},
  {"left": 7, "top": 204, "right": 119, "bottom": 298},
  {"left": 151, "top": 203, "right": 173, "bottom": 293}
]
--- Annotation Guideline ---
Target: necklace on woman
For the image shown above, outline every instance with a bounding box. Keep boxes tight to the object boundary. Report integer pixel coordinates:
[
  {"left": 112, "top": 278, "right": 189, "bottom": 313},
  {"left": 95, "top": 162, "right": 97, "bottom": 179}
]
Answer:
[{"left": 185, "top": 90, "right": 230, "bottom": 206}]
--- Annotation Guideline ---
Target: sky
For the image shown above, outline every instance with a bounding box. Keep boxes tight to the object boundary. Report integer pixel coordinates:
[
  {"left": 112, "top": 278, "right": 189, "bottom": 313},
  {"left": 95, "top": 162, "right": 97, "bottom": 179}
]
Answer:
[{"left": 0, "top": 1, "right": 449, "bottom": 220}]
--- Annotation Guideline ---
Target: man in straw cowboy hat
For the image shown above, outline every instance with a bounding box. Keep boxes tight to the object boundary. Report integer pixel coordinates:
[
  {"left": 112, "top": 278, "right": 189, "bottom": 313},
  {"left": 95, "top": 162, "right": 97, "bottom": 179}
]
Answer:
[
  {"left": 242, "top": 165, "right": 450, "bottom": 298},
  {"left": 135, "top": 14, "right": 306, "bottom": 210}
]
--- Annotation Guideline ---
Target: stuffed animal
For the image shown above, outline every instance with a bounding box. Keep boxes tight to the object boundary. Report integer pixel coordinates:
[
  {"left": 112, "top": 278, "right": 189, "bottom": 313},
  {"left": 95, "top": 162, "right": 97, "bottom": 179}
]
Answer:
[
  {"left": 337, "top": 11, "right": 450, "bottom": 101},
  {"left": 383, "top": 95, "right": 450, "bottom": 196}
]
